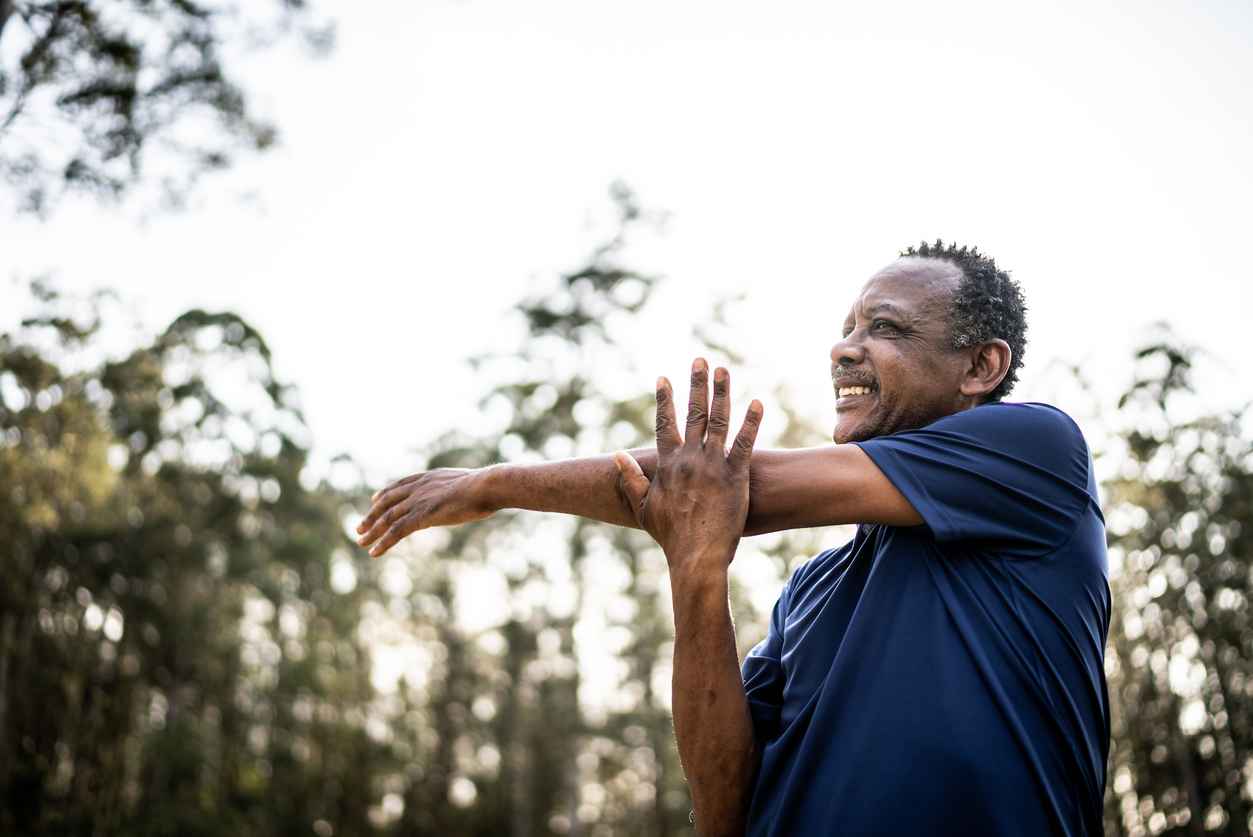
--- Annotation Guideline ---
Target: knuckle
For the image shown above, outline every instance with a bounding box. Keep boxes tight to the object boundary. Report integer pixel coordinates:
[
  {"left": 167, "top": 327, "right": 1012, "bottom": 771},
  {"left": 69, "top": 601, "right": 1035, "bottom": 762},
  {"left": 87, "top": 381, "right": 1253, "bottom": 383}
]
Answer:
[{"left": 686, "top": 404, "right": 706, "bottom": 423}]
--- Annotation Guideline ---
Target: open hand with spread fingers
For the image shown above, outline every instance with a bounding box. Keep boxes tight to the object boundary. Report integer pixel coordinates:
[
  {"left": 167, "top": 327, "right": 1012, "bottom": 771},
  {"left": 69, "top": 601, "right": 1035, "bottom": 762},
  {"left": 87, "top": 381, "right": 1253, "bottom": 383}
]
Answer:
[{"left": 614, "top": 358, "right": 763, "bottom": 577}]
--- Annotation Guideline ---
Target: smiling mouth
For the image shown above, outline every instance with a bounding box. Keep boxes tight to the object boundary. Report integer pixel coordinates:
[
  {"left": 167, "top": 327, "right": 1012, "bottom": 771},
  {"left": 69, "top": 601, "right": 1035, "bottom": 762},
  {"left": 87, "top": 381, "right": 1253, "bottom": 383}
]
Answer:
[{"left": 835, "top": 384, "right": 878, "bottom": 408}]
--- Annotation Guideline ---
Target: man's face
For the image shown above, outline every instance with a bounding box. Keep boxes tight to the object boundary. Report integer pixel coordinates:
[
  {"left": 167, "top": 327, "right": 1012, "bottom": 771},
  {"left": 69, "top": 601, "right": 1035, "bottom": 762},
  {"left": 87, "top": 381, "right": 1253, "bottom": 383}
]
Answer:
[{"left": 831, "top": 258, "right": 971, "bottom": 444}]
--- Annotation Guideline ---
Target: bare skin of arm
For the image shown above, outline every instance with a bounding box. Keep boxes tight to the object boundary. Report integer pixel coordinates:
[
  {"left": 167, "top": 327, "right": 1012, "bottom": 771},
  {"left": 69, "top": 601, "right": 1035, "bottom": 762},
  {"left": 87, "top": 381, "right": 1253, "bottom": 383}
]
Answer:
[
  {"left": 611, "top": 361, "right": 761, "bottom": 836},
  {"left": 355, "top": 366, "right": 920, "bottom": 557}
]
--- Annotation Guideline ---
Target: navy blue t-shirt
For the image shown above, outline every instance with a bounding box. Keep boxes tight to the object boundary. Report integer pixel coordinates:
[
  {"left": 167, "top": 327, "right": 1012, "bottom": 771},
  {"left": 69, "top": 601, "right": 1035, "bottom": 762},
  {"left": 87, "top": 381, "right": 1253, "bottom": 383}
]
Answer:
[{"left": 741, "top": 402, "right": 1110, "bottom": 836}]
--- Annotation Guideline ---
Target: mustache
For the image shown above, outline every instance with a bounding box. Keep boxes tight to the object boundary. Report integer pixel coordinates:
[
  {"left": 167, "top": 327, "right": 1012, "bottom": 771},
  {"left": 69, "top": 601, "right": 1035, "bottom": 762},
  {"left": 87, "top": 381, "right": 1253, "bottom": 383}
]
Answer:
[{"left": 831, "top": 365, "right": 877, "bottom": 389}]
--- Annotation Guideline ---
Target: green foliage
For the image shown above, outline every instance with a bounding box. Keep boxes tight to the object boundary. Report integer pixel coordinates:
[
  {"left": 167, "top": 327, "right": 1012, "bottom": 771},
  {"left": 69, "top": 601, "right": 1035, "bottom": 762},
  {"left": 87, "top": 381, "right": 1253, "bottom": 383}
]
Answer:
[
  {"left": 0, "top": 284, "right": 384, "bottom": 835},
  {"left": 1102, "top": 332, "right": 1253, "bottom": 836},
  {"left": 5, "top": 205, "right": 1253, "bottom": 836},
  {"left": 0, "top": 0, "right": 333, "bottom": 215},
  {"left": 375, "top": 184, "right": 847, "bottom": 836},
  {"left": 386, "top": 183, "right": 692, "bottom": 835}
]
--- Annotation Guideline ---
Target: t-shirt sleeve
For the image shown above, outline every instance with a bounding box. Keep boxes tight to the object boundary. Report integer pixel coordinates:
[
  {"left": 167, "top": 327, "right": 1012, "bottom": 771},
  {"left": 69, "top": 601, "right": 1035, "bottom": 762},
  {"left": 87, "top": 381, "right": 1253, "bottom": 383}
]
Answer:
[
  {"left": 741, "top": 580, "right": 791, "bottom": 744},
  {"left": 852, "top": 403, "right": 1094, "bottom": 556}
]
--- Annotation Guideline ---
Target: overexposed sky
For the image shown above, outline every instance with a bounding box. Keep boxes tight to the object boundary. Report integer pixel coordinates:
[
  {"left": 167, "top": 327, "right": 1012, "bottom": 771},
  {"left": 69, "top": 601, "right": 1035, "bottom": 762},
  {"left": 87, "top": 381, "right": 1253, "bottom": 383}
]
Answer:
[{"left": 3, "top": 0, "right": 1252, "bottom": 481}]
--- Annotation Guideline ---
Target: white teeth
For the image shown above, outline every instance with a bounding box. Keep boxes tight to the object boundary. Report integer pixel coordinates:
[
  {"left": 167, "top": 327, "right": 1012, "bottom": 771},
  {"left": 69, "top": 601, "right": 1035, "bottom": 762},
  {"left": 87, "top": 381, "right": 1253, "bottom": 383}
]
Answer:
[{"left": 838, "top": 386, "right": 874, "bottom": 397}]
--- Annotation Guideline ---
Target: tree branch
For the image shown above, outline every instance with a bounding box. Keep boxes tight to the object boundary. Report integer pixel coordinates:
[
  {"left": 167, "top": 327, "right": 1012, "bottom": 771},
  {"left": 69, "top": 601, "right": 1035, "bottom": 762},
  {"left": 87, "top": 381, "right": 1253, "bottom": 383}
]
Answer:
[{"left": 0, "top": 1, "right": 15, "bottom": 41}]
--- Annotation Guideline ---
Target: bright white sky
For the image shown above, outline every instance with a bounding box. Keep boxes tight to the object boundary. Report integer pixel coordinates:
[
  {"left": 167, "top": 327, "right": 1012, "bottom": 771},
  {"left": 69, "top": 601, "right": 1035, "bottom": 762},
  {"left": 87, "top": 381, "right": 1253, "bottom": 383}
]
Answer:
[{"left": 3, "top": 0, "right": 1252, "bottom": 483}]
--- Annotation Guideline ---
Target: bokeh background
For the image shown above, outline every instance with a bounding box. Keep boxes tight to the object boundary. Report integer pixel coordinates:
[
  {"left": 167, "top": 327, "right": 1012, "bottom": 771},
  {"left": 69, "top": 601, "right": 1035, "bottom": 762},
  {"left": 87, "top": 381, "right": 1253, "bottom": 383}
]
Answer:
[{"left": 2, "top": 2, "right": 1252, "bottom": 835}]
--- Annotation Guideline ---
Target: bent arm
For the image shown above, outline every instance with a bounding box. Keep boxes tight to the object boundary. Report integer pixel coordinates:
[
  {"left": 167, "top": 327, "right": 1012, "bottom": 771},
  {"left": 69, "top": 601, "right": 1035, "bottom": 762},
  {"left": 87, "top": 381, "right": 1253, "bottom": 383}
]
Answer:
[
  {"left": 481, "top": 444, "right": 921, "bottom": 535},
  {"left": 670, "top": 567, "right": 757, "bottom": 836}
]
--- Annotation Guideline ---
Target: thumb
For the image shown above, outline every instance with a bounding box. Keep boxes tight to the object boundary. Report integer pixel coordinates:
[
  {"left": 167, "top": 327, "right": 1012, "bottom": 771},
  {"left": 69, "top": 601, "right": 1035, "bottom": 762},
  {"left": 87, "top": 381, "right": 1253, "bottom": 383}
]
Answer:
[{"left": 612, "top": 451, "right": 650, "bottom": 512}]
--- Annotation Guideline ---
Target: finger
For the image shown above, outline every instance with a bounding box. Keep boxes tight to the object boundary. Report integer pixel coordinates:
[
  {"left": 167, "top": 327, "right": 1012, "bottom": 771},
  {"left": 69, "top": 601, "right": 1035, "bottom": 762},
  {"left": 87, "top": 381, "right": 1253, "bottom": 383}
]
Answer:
[
  {"left": 705, "top": 366, "right": 731, "bottom": 452},
  {"left": 684, "top": 357, "right": 709, "bottom": 449},
  {"left": 655, "top": 376, "right": 682, "bottom": 457},
  {"left": 727, "top": 399, "right": 764, "bottom": 472},
  {"left": 369, "top": 512, "right": 418, "bottom": 558},
  {"left": 357, "top": 485, "right": 409, "bottom": 534},
  {"left": 613, "top": 451, "right": 650, "bottom": 513},
  {"left": 358, "top": 501, "right": 412, "bottom": 549},
  {"left": 370, "top": 473, "right": 418, "bottom": 504}
]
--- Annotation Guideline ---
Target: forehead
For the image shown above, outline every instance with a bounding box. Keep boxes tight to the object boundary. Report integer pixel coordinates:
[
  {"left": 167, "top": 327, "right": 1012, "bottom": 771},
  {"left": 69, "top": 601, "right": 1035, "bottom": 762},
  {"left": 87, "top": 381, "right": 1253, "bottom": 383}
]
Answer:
[{"left": 844, "top": 258, "right": 963, "bottom": 322}]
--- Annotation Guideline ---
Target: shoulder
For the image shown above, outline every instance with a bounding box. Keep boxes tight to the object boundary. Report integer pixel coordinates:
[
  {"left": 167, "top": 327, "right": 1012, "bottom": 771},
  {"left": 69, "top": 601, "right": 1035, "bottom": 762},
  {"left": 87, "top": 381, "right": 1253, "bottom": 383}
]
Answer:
[
  {"left": 924, "top": 401, "right": 1089, "bottom": 455},
  {"left": 928, "top": 400, "right": 1082, "bottom": 433}
]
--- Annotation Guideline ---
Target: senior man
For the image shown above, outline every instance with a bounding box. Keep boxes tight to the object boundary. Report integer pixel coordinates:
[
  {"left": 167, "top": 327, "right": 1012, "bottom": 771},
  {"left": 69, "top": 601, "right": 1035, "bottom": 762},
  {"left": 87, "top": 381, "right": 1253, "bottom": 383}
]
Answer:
[{"left": 357, "top": 241, "right": 1111, "bottom": 837}]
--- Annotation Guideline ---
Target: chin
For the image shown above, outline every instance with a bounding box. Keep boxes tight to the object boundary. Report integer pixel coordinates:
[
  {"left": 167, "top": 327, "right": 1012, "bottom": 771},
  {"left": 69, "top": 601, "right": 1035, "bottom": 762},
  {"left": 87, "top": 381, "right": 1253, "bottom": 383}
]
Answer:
[{"left": 833, "top": 420, "right": 873, "bottom": 445}]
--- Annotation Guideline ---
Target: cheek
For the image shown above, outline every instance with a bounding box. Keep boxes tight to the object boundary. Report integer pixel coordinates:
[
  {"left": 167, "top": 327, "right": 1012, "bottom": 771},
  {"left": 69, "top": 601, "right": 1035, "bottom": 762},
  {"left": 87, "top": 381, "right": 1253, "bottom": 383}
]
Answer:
[{"left": 873, "top": 356, "right": 943, "bottom": 419}]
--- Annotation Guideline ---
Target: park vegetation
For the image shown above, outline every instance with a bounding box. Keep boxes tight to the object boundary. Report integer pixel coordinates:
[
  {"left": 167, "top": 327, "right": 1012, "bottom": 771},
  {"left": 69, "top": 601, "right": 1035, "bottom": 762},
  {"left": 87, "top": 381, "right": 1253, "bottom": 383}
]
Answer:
[
  {"left": 3, "top": 202, "right": 1252, "bottom": 835},
  {"left": 3, "top": 3, "right": 1252, "bottom": 835}
]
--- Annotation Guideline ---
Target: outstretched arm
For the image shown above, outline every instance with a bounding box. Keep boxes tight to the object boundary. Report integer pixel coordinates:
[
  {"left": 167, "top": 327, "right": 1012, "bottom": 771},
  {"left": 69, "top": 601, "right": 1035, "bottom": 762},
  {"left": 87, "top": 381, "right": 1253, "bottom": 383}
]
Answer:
[{"left": 356, "top": 361, "right": 920, "bottom": 557}]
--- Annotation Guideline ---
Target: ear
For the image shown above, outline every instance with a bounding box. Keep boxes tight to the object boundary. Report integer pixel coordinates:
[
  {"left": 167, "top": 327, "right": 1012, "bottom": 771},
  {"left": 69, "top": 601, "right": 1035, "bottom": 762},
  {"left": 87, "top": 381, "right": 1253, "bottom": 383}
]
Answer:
[{"left": 959, "top": 339, "right": 1012, "bottom": 401}]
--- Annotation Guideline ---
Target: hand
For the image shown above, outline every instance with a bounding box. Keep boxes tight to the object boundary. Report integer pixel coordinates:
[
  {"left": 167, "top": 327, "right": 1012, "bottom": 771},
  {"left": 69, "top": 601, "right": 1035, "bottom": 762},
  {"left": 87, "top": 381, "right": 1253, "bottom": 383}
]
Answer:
[
  {"left": 356, "top": 468, "right": 494, "bottom": 557},
  {"left": 614, "top": 359, "right": 762, "bottom": 575}
]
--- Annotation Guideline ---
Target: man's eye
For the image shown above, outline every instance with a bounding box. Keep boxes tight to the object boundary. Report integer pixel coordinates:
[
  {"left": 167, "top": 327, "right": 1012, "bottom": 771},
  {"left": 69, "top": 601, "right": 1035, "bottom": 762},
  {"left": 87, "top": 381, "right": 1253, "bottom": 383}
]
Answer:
[{"left": 871, "top": 320, "right": 896, "bottom": 332}]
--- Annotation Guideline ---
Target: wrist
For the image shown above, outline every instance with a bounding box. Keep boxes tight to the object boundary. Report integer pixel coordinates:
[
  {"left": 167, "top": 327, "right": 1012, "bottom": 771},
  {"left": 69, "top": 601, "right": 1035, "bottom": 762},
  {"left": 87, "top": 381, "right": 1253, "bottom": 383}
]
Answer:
[
  {"left": 668, "top": 557, "right": 731, "bottom": 595},
  {"left": 474, "top": 463, "right": 511, "bottom": 513},
  {"left": 669, "top": 563, "right": 730, "bottom": 626}
]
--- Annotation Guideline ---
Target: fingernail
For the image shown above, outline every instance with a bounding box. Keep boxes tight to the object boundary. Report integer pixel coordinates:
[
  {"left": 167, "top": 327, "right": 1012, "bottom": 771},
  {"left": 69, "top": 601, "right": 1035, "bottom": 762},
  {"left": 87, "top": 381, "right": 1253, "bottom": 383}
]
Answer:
[
  {"left": 715, "top": 367, "right": 728, "bottom": 384},
  {"left": 656, "top": 376, "right": 666, "bottom": 391},
  {"left": 693, "top": 357, "right": 706, "bottom": 372}
]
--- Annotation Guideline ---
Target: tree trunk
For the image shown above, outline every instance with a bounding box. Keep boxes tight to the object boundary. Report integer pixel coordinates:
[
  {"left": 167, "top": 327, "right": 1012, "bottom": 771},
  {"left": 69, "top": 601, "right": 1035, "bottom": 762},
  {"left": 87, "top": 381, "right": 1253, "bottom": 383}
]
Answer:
[
  {"left": 1210, "top": 648, "right": 1251, "bottom": 836},
  {"left": 0, "top": 610, "right": 14, "bottom": 788}
]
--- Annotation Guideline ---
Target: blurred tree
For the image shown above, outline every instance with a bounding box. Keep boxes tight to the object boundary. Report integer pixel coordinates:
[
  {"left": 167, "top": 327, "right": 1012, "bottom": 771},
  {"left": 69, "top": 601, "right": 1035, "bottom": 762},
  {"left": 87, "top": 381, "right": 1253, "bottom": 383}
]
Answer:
[
  {"left": 0, "top": 0, "right": 332, "bottom": 215},
  {"left": 380, "top": 182, "right": 681, "bottom": 836},
  {"left": 1102, "top": 333, "right": 1253, "bottom": 836},
  {"left": 0, "top": 282, "right": 386, "bottom": 835},
  {"left": 19, "top": 181, "right": 1250, "bottom": 837},
  {"left": 374, "top": 183, "right": 843, "bottom": 836}
]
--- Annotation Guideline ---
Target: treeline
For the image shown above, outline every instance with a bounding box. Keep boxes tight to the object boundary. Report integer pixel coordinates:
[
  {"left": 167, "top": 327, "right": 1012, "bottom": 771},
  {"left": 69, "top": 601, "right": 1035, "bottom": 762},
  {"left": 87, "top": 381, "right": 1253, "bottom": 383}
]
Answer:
[{"left": 2, "top": 196, "right": 1252, "bottom": 836}]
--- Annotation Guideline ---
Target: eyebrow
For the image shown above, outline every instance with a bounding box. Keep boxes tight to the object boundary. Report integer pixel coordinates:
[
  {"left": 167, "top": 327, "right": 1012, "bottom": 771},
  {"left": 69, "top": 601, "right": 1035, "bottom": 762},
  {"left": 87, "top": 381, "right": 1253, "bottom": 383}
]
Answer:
[
  {"left": 842, "top": 302, "right": 915, "bottom": 331},
  {"left": 863, "top": 302, "right": 910, "bottom": 319}
]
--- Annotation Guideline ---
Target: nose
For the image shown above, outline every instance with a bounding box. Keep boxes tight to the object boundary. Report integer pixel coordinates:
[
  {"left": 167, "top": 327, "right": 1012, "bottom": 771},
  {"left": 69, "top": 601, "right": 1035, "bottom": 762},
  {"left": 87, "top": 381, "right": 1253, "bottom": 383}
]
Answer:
[{"left": 831, "top": 333, "right": 866, "bottom": 367}]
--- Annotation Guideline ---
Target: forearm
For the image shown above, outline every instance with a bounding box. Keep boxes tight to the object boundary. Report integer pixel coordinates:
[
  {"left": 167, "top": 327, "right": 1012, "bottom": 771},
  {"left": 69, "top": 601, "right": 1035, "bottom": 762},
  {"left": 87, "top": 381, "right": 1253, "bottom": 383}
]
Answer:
[
  {"left": 670, "top": 566, "right": 757, "bottom": 837},
  {"left": 481, "top": 448, "right": 658, "bottom": 528}
]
